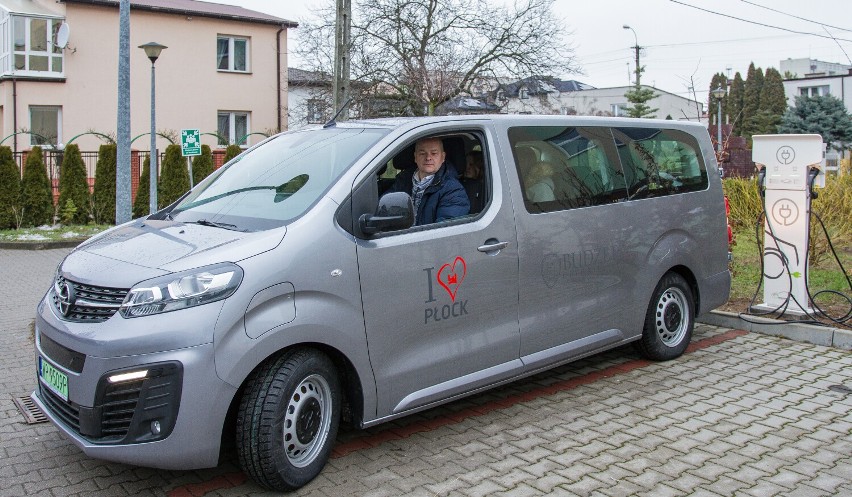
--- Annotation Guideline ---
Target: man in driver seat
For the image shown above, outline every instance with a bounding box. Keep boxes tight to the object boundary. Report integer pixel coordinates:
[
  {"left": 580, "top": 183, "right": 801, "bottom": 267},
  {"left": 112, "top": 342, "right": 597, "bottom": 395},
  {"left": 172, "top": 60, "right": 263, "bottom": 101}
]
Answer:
[{"left": 388, "top": 137, "right": 470, "bottom": 225}]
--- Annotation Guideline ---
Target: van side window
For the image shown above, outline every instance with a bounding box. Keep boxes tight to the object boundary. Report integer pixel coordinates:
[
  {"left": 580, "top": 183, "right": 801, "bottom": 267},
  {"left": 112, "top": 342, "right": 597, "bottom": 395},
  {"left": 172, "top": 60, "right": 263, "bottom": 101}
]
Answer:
[
  {"left": 613, "top": 127, "right": 708, "bottom": 199},
  {"left": 508, "top": 126, "right": 627, "bottom": 213},
  {"left": 344, "top": 132, "right": 491, "bottom": 238}
]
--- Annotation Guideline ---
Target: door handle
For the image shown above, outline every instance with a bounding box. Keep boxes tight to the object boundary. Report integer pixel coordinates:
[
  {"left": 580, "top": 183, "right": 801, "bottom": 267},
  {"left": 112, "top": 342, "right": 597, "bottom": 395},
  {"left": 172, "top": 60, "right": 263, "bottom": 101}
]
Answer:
[{"left": 477, "top": 240, "right": 509, "bottom": 253}]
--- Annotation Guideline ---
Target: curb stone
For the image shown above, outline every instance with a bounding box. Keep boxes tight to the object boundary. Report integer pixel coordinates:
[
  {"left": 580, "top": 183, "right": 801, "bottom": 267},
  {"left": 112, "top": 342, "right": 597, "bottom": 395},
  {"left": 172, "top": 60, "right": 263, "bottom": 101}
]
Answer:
[
  {"left": 0, "top": 239, "right": 85, "bottom": 250},
  {"left": 698, "top": 309, "right": 851, "bottom": 350}
]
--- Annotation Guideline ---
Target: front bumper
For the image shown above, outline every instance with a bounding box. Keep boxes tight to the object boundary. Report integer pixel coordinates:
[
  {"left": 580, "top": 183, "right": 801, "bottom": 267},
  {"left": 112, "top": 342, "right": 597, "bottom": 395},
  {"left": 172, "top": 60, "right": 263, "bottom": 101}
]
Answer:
[{"left": 33, "top": 329, "right": 238, "bottom": 470}]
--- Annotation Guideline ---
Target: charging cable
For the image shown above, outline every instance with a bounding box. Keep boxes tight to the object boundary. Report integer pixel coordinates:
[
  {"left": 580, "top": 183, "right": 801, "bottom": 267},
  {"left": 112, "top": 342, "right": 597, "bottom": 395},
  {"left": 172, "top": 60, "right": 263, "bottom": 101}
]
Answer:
[{"left": 740, "top": 166, "right": 851, "bottom": 328}]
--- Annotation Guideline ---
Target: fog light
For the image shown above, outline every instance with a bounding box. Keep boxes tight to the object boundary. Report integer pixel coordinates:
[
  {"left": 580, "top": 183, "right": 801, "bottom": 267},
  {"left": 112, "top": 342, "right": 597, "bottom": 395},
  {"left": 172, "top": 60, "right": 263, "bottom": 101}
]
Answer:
[
  {"left": 108, "top": 370, "right": 148, "bottom": 383},
  {"left": 151, "top": 420, "right": 161, "bottom": 435}
]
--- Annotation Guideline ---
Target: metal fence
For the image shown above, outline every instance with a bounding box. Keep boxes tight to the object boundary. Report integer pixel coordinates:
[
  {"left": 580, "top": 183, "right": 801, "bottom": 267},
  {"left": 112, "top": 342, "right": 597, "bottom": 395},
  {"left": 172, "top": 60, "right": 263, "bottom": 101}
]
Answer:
[{"left": 11, "top": 149, "right": 229, "bottom": 202}]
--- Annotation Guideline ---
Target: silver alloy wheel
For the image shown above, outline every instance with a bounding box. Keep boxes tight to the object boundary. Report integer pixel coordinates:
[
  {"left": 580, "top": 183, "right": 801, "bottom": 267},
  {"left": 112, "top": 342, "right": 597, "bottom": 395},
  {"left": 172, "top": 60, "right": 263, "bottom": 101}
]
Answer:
[
  {"left": 654, "top": 286, "right": 690, "bottom": 347},
  {"left": 282, "top": 374, "right": 333, "bottom": 468}
]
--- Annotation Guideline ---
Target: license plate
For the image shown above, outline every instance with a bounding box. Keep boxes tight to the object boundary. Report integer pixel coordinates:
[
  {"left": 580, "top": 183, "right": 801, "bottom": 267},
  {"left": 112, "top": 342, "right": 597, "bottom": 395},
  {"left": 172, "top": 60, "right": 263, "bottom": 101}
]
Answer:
[{"left": 39, "top": 357, "right": 69, "bottom": 402}]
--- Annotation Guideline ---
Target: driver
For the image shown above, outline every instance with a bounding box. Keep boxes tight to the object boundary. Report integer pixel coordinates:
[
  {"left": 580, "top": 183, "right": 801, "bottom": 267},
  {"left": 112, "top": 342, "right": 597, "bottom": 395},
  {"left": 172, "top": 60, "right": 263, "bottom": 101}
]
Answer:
[{"left": 388, "top": 137, "right": 470, "bottom": 225}]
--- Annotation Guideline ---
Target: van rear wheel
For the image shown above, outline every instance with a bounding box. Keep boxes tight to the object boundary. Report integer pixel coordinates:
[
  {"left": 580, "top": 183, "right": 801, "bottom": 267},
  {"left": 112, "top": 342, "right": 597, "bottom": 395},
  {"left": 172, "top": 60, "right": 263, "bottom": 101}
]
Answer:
[
  {"left": 236, "top": 348, "right": 341, "bottom": 491},
  {"left": 635, "top": 272, "right": 694, "bottom": 361}
]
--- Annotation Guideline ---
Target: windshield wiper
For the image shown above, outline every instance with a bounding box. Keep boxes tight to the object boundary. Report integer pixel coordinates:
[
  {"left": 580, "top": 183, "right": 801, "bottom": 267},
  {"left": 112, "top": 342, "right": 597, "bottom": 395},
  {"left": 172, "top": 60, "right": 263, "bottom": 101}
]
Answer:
[{"left": 193, "top": 219, "right": 243, "bottom": 231}]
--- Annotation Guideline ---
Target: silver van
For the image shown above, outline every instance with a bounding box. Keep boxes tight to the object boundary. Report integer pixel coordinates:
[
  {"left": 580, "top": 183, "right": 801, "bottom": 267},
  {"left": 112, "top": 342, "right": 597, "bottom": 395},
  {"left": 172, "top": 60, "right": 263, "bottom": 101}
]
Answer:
[{"left": 33, "top": 115, "right": 730, "bottom": 491}]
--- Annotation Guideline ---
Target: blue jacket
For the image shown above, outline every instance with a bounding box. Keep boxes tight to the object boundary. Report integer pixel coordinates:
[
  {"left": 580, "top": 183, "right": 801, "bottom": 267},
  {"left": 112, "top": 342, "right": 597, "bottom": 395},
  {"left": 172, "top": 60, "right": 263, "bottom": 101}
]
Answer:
[{"left": 389, "top": 162, "right": 470, "bottom": 225}]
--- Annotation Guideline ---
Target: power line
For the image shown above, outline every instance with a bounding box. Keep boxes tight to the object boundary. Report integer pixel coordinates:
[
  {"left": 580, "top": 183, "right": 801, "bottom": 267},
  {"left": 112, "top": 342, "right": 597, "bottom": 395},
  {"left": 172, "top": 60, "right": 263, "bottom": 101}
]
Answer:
[
  {"left": 739, "top": 0, "right": 852, "bottom": 34},
  {"left": 669, "top": 0, "right": 852, "bottom": 44}
]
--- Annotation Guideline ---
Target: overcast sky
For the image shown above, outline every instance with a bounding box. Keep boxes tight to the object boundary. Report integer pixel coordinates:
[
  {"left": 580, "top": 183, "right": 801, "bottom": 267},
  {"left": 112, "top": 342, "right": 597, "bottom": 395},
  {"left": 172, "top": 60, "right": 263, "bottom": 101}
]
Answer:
[{"left": 210, "top": 0, "right": 852, "bottom": 103}]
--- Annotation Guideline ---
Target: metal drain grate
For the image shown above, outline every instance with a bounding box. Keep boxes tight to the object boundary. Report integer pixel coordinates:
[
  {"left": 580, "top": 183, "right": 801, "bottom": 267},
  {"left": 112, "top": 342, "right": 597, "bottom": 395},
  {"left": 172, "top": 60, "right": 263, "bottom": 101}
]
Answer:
[{"left": 13, "top": 395, "right": 48, "bottom": 424}]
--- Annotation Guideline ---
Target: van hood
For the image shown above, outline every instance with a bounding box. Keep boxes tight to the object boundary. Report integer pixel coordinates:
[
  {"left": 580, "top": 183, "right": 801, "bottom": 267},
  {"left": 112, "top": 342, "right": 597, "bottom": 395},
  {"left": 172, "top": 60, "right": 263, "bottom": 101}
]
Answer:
[{"left": 63, "top": 220, "right": 285, "bottom": 288}]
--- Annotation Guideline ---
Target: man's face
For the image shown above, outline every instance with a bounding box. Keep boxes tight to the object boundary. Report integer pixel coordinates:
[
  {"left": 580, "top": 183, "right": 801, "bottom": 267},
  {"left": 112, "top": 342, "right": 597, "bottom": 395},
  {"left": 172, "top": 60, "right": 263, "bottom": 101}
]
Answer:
[{"left": 414, "top": 139, "right": 445, "bottom": 178}]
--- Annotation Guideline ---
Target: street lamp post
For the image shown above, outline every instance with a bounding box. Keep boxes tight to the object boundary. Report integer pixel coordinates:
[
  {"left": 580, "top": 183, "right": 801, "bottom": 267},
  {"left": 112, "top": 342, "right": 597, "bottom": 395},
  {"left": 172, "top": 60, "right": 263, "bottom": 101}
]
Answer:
[
  {"left": 139, "top": 42, "right": 167, "bottom": 215},
  {"left": 711, "top": 86, "right": 727, "bottom": 154},
  {"left": 622, "top": 25, "right": 640, "bottom": 87}
]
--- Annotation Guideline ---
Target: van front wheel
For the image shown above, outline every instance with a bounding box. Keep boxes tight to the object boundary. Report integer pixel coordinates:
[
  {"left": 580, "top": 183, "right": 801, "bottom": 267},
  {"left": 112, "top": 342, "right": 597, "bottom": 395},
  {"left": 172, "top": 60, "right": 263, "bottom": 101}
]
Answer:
[
  {"left": 236, "top": 348, "right": 341, "bottom": 491},
  {"left": 635, "top": 273, "right": 694, "bottom": 361}
]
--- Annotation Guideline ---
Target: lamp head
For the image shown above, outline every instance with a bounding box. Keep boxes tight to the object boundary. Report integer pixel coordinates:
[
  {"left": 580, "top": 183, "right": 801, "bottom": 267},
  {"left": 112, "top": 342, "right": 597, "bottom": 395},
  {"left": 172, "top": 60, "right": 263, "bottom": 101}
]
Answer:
[
  {"left": 139, "top": 42, "right": 167, "bottom": 63},
  {"left": 710, "top": 86, "right": 727, "bottom": 99}
]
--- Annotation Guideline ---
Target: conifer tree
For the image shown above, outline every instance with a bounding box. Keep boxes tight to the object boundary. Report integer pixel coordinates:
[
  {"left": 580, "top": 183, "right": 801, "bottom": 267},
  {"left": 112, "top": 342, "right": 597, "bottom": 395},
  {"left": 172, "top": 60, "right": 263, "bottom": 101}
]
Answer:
[
  {"left": 91, "top": 143, "right": 117, "bottom": 224},
  {"left": 192, "top": 144, "right": 215, "bottom": 185},
  {"left": 133, "top": 155, "right": 150, "bottom": 219},
  {"left": 727, "top": 72, "right": 745, "bottom": 136},
  {"left": 708, "top": 73, "right": 728, "bottom": 127},
  {"left": 741, "top": 63, "right": 764, "bottom": 140},
  {"left": 20, "top": 146, "right": 54, "bottom": 227},
  {"left": 223, "top": 144, "right": 242, "bottom": 164},
  {"left": 57, "top": 143, "right": 91, "bottom": 225},
  {"left": 750, "top": 67, "right": 789, "bottom": 135},
  {"left": 158, "top": 144, "right": 190, "bottom": 208},
  {"left": 779, "top": 95, "right": 852, "bottom": 151},
  {"left": 0, "top": 146, "right": 21, "bottom": 229},
  {"left": 624, "top": 85, "right": 658, "bottom": 118},
  {"left": 761, "top": 68, "right": 788, "bottom": 116}
]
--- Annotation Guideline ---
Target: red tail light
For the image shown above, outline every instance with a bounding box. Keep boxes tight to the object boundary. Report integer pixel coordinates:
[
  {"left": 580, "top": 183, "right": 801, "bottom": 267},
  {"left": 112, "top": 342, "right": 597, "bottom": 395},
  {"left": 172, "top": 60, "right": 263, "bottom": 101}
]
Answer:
[{"left": 724, "top": 196, "right": 733, "bottom": 245}]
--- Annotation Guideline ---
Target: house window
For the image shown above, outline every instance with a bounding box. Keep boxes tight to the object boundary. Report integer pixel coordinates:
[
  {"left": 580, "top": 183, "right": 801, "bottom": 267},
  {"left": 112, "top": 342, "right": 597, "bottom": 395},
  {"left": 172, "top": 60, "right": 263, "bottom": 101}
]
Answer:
[
  {"left": 611, "top": 103, "right": 628, "bottom": 117},
  {"left": 218, "top": 111, "right": 250, "bottom": 146},
  {"left": 217, "top": 36, "right": 249, "bottom": 72},
  {"left": 306, "top": 99, "right": 326, "bottom": 124},
  {"left": 519, "top": 88, "right": 529, "bottom": 99},
  {"left": 5, "top": 16, "right": 65, "bottom": 77},
  {"left": 799, "top": 85, "right": 830, "bottom": 97},
  {"left": 30, "top": 106, "right": 61, "bottom": 146}
]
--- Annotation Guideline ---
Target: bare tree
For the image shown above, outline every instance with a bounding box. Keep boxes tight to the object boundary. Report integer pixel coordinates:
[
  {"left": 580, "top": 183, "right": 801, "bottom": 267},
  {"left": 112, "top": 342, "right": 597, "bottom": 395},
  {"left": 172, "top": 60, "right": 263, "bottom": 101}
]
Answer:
[{"left": 296, "top": 0, "right": 578, "bottom": 116}]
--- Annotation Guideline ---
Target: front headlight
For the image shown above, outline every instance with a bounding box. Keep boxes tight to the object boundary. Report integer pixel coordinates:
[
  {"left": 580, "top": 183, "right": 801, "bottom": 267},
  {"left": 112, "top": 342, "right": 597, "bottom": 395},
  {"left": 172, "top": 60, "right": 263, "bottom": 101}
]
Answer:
[{"left": 120, "top": 263, "right": 244, "bottom": 318}]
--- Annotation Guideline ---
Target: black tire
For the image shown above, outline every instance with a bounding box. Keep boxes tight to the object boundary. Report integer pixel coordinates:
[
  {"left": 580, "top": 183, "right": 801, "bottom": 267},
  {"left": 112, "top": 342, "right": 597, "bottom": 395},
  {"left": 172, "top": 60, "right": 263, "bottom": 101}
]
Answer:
[
  {"left": 634, "top": 272, "right": 695, "bottom": 361},
  {"left": 236, "top": 348, "right": 341, "bottom": 491}
]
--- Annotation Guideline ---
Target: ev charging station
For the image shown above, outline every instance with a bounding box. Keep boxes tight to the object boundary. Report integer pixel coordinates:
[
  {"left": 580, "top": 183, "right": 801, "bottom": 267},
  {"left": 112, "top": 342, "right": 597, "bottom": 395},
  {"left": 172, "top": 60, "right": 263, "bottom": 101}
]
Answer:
[{"left": 752, "top": 134, "right": 825, "bottom": 316}]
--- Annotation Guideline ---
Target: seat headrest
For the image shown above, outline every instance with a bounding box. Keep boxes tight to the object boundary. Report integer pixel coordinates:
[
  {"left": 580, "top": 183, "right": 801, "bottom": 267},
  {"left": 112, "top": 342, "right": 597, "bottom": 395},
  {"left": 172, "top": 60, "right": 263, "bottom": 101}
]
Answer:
[{"left": 442, "top": 137, "right": 467, "bottom": 176}]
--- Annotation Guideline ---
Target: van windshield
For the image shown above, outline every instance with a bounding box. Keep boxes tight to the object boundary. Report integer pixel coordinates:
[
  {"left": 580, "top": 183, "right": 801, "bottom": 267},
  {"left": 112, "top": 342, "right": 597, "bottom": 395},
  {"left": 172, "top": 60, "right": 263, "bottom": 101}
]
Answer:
[{"left": 169, "top": 128, "right": 388, "bottom": 231}]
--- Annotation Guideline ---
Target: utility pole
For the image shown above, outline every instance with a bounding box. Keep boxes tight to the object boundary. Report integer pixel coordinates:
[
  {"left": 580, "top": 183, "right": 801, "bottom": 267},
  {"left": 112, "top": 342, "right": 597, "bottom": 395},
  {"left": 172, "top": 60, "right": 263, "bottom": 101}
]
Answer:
[
  {"left": 333, "top": 0, "right": 351, "bottom": 119},
  {"left": 623, "top": 25, "right": 641, "bottom": 87},
  {"left": 116, "top": 0, "right": 131, "bottom": 224}
]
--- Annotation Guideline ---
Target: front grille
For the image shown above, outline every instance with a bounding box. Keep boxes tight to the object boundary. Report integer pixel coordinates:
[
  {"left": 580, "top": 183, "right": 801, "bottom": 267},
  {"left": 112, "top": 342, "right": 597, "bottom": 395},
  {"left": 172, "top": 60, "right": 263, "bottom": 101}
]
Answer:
[
  {"left": 39, "top": 383, "right": 81, "bottom": 432},
  {"left": 100, "top": 379, "right": 144, "bottom": 438},
  {"left": 51, "top": 276, "right": 128, "bottom": 323},
  {"left": 38, "top": 333, "right": 86, "bottom": 373}
]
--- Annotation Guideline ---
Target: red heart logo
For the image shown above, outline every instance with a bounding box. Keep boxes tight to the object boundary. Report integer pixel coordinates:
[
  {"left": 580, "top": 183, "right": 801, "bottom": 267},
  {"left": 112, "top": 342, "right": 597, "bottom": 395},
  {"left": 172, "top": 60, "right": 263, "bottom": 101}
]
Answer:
[{"left": 437, "top": 256, "right": 466, "bottom": 302}]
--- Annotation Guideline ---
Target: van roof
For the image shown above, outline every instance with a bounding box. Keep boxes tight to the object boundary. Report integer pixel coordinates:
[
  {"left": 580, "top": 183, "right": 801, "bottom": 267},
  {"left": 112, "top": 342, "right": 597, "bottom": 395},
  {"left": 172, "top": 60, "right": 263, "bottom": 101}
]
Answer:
[{"left": 327, "top": 114, "right": 709, "bottom": 132}]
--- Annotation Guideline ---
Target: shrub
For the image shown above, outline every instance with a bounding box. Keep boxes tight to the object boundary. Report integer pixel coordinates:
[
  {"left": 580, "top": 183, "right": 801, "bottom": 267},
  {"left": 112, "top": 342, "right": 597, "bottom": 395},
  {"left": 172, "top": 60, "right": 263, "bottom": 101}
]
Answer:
[
  {"left": 0, "top": 146, "right": 21, "bottom": 229},
  {"left": 20, "top": 147, "right": 54, "bottom": 227},
  {"left": 91, "top": 143, "right": 117, "bottom": 224},
  {"left": 725, "top": 174, "right": 852, "bottom": 266},
  {"left": 223, "top": 144, "right": 242, "bottom": 164},
  {"left": 722, "top": 177, "right": 762, "bottom": 230},
  {"left": 158, "top": 144, "right": 189, "bottom": 208},
  {"left": 810, "top": 174, "right": 852, "bottom": 265},
  {"left": 133, "top": 155, "right": 151, "bottom": 219},
  {"left": 57, "top": 144, "right": 91, "bottom": 225},
  {"left": 192, "top": 144, "right": 214, "bottom": 186}
]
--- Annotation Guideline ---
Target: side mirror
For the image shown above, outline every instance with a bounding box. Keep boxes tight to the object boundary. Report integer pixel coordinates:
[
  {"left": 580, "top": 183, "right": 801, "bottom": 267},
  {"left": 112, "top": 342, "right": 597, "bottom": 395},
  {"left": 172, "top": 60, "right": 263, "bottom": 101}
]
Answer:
[{"left": 359, "top": 192, "right": 414, "bottom": 235}]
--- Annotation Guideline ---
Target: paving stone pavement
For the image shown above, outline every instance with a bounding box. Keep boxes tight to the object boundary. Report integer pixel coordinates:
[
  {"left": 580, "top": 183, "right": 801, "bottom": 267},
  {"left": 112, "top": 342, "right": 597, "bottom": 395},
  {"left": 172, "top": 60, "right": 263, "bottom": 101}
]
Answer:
[{"left": 1, "top": 247, "right": 851, "bottom": 497}]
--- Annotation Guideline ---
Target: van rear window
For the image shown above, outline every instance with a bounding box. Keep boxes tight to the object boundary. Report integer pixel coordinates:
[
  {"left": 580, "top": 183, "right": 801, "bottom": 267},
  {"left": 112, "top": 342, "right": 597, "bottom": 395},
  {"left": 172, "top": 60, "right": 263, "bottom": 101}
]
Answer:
[{"left": 508, "top": 125, "right": 708, "bottom": 214}]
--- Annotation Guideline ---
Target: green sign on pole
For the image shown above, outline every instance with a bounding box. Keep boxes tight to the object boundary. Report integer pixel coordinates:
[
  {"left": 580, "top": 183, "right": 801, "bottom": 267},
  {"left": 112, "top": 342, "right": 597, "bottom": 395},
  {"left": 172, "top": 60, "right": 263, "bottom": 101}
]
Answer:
[{"left": 180, "top": 128, "right": 201, "bottom": 156}]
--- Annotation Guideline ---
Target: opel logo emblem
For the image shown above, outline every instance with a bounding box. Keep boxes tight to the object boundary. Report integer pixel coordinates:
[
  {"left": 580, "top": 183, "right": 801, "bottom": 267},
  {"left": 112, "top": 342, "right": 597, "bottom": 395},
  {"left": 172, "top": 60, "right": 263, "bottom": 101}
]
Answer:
[{"left": 57, "top": 281, "right": 76, "bottom": 317}]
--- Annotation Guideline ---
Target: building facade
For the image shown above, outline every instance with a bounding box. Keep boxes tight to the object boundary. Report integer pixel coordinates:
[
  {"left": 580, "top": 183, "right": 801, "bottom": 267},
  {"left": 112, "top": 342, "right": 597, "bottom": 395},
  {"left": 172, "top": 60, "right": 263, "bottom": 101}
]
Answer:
[
  {"left": 0, "top": 0, "right": 295, "bottom": 154},
  {"left": 499, "top": 77, "right": 703, "bottom": 121}
]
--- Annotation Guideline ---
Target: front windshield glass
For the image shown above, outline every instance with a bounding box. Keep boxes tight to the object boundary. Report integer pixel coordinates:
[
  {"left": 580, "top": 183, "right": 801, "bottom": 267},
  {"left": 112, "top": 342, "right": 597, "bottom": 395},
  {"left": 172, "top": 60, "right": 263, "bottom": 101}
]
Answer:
[{"left": 170, "top": 127, "right": 388, "bottom": 231}]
